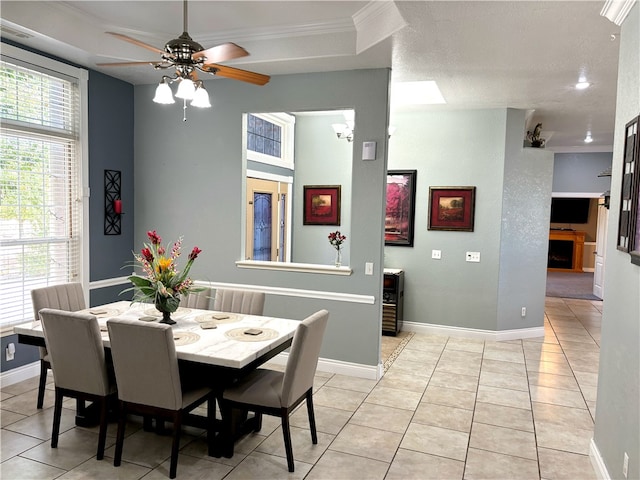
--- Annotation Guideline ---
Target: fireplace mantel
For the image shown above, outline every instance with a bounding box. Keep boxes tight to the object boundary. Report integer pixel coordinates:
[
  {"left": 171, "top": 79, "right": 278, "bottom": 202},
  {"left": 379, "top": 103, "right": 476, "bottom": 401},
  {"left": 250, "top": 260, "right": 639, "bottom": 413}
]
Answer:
[{"left": 548, "top": 230, "right": 586, "bottom": 273}]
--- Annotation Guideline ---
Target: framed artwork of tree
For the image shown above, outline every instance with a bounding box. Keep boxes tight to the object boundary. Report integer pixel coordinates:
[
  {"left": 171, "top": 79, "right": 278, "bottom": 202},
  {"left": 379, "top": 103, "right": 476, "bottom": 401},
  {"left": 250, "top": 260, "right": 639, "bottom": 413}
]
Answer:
[{"left": 385, "top": 170, "right": 417, "bottom": 246}]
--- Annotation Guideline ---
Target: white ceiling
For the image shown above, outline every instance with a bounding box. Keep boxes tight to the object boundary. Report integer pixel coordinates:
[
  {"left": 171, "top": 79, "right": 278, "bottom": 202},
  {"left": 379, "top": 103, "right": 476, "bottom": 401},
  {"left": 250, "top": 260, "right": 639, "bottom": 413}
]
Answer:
[{"left": 0, "top": 1, "right": 621, "bottom": 151}]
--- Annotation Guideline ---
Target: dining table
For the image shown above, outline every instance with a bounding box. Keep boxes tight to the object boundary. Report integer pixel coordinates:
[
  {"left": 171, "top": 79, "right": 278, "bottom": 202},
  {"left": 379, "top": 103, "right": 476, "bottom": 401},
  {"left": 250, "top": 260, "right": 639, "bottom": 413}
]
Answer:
[{"left": 14, "top": 300, "right": 302, "bottom": 457}]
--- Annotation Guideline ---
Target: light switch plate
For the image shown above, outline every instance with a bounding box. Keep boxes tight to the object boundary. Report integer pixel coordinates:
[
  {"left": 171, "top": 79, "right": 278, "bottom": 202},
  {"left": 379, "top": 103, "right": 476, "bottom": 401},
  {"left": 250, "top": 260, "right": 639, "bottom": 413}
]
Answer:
[
  {"left": 466, "top": 251, "right": 480, "bottom": 262},
  {"left": 365, "top": 262, "right": 374, "bottom": 275},
  {"left": 432, "top": 249, "right": 442, "bottom": 259}
]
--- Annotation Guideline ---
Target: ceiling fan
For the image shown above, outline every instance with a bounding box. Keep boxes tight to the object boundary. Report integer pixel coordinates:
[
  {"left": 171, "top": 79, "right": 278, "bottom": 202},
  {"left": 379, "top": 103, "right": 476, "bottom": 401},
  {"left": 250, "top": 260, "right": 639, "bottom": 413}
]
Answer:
[{"left": 97, "top": 0, "right": 269, "bottom": 114}]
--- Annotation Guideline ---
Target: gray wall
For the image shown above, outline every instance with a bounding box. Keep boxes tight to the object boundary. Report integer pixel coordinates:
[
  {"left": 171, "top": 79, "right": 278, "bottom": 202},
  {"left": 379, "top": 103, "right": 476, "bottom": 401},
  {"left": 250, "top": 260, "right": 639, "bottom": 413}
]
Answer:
[
  {"left": 552, "top": 152, "right": 612, "bottom": 194},
  {"left": 385, "top": 108, "right": 553, "bottom": 331},
  {"left": 133, "top": 69, "right": 390, "bottom": 366},
  {"left": 593, "top": 5, "right": 640, "bottom": 479},
  {"left": 293, "top": 113, "right": 353, "bottom": 266}
]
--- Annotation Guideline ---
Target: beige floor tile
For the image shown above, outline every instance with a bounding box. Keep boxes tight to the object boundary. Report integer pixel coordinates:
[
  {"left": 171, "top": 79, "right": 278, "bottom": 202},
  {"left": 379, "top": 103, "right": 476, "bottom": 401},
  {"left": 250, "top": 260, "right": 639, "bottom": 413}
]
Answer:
[
  {"left": 4, "top": 405, "right": 76, "bottom": 440},
  {"left": 0, "top": 375, "right": 43, "bottom": 396},
  {"left": 400, "top": 423, "right": 469, "bottom": 461},
  {"left": 0, "top": 409, "right": 27, "bottom": 428},
  {"left": 306, "top": 450, "right": 388, "bottom": 480},
  {"left": 324, "top": 374, "right": 377, "bottom": 393},
  {"left": 378, "top": 369, "right": 430, "bottom": 393},
  {"left": 530, "top": 385, "right": 588, "bottom": 409},
  {"left": 255, "top": 425, "right": 332, "bottom": 464},
  {"left": 312, "top": 385, "right": 367, "bottom": 412},
  {"left": 385, "top": 357, "right": 436, "bottom": 378},
  {"left": 469, "top": 422, "right": 537, "bottom": 460},
  {"left": 532, "top": 402, "right": 594, "bottom": 430},
  {"left": 573, "top": 370, "right": 599, "bottom": 387},
  {"left": 566, "top": 357, "right": 600, "bottom": 374},
  {"left": 0, "top": 454, "right": 66, "bottom": 479},
  {"left": 0, "top": 428, "right": 46, "bottom": 461},
  {"left": 412, "top": 402, "right": 473, "bottom": 432},
  {"left": 350, "top": 402, "right": 413, "bottom": 434},
  {"left": 527, "top": 371, "right": 580, "bottom": 391},
  {"left": 464, "top": 448, "right": 539, "bottom": 480},
  {"left": 428, "top": 371, "right": 479, "bottom": 392},
  {"left": 444, "top": 337, "right": 485, "bottom": 353},
  {"left": 482, "top": 349, "right": 525, "bottom": 364},
  {"left": 20, "top": 427, "right": 116, "bottom": 471},
  {"left": 386, "top": 448, "right": 464, "bottom": 480},
  {"left": 329, "top": 423, "right": 402, "bottom": 463},
  {"left": 535, "top": 420, "right": 593, "bottom": 455},
  {"left": 57, "top": 456, "right": 152, "bottom": 479},
  {"left": 144, "top": 453, "right": 233, "bottom": 480},
  {"left": 523, "top": 342, "right": 564, "bottom": 354},
  {"left": 525, "top": 349, "right": 571, "bottom": 365},
  {"left": 481, "top": 358, "right": 528, "bottom": 377},
  {"left": 538, "top": 447, "right": 597, "bottom": 480},
  {"left": 366, "top": 385, "right": 423, "bottom": 411},
  {"left": 484, "top": 342, "right": 524, "bottom": 353},
  {"left": 526, "top": 359, "right": 575, "bottom": 377},
  {"left": 396, "top": 347, "right": 443, "bottom": 364},
  {"left": 290, "top": 404, "right": 351, "bottom": 435},
  {"left": 476, "top": 385, "right": 531, "bottom": 410},
  {"left": 473, "top": 402, "right": 534, "bottom": 432},
  {"left": 224, "top": 450, "right": 312, "bottom": 480},
  {"left": 422, "top": 385, "right": 477, "bottom": 410},
  {"left": 179, "top": 435, "right": 250, "bottom": 468},
  {"left": 479, "top": 370, "right": 529, "bottom": 392},
  {"left": 0, "top": 387, "right": 56, "bottom": 416},
  {"left": 434, "top": 360, "right": 482, "bottom": 378}
]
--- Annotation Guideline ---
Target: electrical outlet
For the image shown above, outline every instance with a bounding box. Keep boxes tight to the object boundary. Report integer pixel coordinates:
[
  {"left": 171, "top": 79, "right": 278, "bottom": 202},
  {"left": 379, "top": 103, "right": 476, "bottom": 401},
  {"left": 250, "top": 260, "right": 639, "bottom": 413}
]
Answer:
[
  {"left": 623, "top": 452, "right": 629, "bottom": 478},
  {"left": 5, "top": 343, "right": 15, "bottom": 361},
  {"left": 466, "top": 251, "right": 480, "bottom": 262},
  {"left": 521, "top": 307, "right": 526, "bottom": 317},
  {"left": 432, "top": 250, "right": 442, "bottom": 260}
]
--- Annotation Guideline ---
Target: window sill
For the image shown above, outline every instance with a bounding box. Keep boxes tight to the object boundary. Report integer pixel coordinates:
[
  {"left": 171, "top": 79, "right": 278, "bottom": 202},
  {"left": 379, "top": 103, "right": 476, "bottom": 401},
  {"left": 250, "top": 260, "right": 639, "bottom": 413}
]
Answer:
[{"left": 236, "top": 260, "right": 352, "bottom": 276}]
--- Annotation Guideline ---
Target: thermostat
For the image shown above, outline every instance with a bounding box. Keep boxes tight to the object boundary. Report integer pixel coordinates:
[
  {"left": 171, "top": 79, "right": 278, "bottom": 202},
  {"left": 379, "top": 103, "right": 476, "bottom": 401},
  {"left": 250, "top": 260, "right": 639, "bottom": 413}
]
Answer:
[{"left": 362, "top": 141, "right": 377, "bottom": 161}]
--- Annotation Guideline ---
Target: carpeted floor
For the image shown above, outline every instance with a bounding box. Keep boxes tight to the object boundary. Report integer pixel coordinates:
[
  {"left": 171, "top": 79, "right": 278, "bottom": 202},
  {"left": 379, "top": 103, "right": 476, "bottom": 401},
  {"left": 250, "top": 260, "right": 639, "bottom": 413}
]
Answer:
[{"left": 546, "top": 271, "right": 601, "bottom": 300}]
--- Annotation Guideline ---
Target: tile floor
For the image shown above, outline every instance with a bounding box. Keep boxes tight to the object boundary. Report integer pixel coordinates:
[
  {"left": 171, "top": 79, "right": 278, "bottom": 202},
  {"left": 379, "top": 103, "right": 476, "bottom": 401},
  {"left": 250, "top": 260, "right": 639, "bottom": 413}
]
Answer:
[{"left": 0, "top": 296, "right": 601, "bottom": 479}]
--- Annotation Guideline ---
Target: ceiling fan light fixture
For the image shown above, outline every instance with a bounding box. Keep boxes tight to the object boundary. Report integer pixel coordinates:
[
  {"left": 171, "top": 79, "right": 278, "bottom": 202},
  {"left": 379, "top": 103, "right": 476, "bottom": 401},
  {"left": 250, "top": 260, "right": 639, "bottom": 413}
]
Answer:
[
  {"left": 153, "top": 80, "right": 175, "bottom": 104},
  {"left": 191, "top": 85, "right": 211, "bottom": 108},
  {"left": 175, "top": 77, "right": 196, "bottom": 99}
]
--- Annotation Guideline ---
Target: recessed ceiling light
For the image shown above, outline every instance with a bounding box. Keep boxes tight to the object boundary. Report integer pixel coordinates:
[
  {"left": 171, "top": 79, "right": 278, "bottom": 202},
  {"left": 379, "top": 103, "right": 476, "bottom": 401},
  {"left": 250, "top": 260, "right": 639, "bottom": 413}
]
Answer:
[
  {"left": 585, "top": 133, "right": 594, "bottom": 143},
  {"left": 392, "top": 81, "right": 446, "bottom": 105},
  {"left": 575, "top": 81, "right": 591, "bottom": 90}
]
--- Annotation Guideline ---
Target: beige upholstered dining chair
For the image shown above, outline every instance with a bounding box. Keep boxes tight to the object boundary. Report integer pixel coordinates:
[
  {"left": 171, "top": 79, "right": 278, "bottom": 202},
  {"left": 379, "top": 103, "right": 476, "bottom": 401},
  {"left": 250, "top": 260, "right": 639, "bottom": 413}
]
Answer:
[
  {"left": 38, "top": 308, "right": 116, "bottom": 460},
  {"left": 31, "top": 283, "right": 86, "bottom": 409},
  {"left": 107, "top": 318, "right": 216, "bottom": 479},
  {"left": 179, "top": 287, "right": 211, "bottom": 309},
  {"left": 220, "top": 309, "right": 329, "bottom": 472},
  {"left": 213, "top": 289, "right": 265, "bottom": 315}
]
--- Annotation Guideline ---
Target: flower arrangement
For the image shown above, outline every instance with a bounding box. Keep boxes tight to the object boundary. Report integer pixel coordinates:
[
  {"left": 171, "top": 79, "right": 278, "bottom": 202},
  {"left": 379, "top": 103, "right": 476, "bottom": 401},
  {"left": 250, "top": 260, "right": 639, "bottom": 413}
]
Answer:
[
  {"left": 328, "top": 230, "right": 347, "bottom": 250},
  {"left": 124, "top": 230, "right": 202, "bottom": 324}
]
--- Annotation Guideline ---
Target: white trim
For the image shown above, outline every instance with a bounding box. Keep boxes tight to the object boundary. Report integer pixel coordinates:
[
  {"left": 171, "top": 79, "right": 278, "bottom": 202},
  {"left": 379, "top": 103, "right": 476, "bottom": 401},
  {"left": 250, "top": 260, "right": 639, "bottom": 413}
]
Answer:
[
  {"left": 589, "top": 438, "right": 611, "bottom": 480},
  {"left": 268, "top": 352, "right": 381, "bottom": 380},
  {"left": 402, "top": 321, "right": 545, "bottom": 341},
  {"left": 0, "top": 361, "right": 39, "bottom": 387},
  {"left": 552, "top": 192, "right": 604, "bottom": 198},
  {"left": 549, "top": 145, "right": 614, "bottom": 154},
  {"left": 236, "top": 259, "right": 353, "bottom": 276},
  {"left": 246, "top": 169, "right": 293, "bottom": 184},
  {"left": 196, "top": 280, "right": 374, "bottom": 305},
  {"left": 89, "top": 276, "right": 131, "bottom": 290},
  {"left": 600, "top": 0, "right": 637, "bottom": 25}
]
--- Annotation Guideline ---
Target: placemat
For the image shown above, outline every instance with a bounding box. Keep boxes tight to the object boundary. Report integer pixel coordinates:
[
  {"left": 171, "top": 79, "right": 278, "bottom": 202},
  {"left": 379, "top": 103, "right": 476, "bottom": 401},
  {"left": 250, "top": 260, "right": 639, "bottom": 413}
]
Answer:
[
  {"left": 143, "top": 307, "right": 192, "bottom": 319},
  {"left": 172, "top": 331, "right": 200, "bottom": 346},
  {"left": 194, "top": 312, "right": 241, "bottom": 324},
  {"left": 225, "top": 327, "right": 279, "bottom": 342},
  {"left": 82, "top": 307, "right": 122, "bottom": 318}
]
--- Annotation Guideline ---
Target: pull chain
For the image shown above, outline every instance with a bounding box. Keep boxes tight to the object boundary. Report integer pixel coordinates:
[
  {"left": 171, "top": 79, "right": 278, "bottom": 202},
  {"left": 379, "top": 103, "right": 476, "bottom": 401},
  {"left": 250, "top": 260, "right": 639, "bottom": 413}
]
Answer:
[{"left": 183, "top": 98, "right": 187, "bottom": 122}]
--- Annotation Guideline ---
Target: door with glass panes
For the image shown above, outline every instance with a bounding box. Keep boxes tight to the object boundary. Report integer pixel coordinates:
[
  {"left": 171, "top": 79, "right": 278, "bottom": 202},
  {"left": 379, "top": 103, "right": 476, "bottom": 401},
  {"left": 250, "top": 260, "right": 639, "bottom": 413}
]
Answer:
[{"left": 246, "top": 178, "right": 288, "bottom": 262}]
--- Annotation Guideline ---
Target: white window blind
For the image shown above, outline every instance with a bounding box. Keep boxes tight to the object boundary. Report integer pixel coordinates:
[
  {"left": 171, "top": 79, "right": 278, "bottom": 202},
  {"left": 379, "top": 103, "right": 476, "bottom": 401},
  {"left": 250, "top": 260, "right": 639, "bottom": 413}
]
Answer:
[{"left": 0, "top": 54, "right": 83, "bottom": 329}]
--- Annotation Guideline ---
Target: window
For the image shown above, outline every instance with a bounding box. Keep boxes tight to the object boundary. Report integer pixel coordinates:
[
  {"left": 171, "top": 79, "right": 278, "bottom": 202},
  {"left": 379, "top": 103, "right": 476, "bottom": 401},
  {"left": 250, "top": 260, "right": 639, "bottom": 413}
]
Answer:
[{"left": 0, "top": 44, "right": 88, "bottom": 329}]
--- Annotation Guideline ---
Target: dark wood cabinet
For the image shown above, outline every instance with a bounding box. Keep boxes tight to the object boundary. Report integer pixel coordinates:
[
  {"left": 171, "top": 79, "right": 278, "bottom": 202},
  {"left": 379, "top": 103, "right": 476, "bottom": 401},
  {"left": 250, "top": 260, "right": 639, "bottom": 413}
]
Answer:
[{"left": 382, "top": 269, "right": 404, "bottom": 336}]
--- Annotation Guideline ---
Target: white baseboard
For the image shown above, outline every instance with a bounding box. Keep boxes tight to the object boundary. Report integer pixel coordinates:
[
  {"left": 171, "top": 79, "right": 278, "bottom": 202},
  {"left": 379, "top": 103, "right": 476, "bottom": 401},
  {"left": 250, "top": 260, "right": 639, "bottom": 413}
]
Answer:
[
  {"left": 590, "top": 438, "right": 611, "bottom": 480},
  {"left": 0, "top": 361, "right": 39, "bottom": 387},
  {"left": 269, "top": 352, "right": 382, "bottom": 380},
  {"left": 402, "top": 321, "right": 545, "bottom": 341}
]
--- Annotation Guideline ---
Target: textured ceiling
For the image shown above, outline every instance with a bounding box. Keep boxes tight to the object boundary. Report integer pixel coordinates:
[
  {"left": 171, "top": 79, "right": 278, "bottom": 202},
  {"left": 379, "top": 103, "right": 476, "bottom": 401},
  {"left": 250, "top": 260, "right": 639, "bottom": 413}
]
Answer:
[{"left": 0, "top": 1, "right": 621, "bottom": 151}]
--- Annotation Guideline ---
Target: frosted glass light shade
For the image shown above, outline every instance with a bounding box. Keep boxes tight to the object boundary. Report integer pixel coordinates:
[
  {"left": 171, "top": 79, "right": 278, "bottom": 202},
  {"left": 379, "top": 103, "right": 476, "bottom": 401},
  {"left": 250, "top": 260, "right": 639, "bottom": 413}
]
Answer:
[
  {"left": 175, "top": 78, "right": 195, "bottom": 99},
  {"left": 153, "top": 82, "right": 175, "bottom": 104},
  {"left": 191, "top": 86, "right": 211, "bottom": 108}
]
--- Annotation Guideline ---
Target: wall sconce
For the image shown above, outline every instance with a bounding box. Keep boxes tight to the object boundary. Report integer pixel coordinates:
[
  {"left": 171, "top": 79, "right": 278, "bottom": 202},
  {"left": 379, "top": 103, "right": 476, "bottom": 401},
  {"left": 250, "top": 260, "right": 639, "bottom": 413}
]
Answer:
[{"left": 332, "top": 110, "right": 355, "bottom": 142}]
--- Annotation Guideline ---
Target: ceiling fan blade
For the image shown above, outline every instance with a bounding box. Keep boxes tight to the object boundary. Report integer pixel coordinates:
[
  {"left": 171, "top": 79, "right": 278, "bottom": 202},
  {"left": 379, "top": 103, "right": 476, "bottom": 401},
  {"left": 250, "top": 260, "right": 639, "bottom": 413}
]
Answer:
[
  {"left": 106, "top": 32, "right": 165, "bottom": 55},
  {"left": 202, "top": 63, "right": 270, "bottom": 86},
  {"left": 192, "top": 43, "right": 249, "bottom": 63},
  {"left": 96, "top": 61, "right": 164, "bottom": 67}
]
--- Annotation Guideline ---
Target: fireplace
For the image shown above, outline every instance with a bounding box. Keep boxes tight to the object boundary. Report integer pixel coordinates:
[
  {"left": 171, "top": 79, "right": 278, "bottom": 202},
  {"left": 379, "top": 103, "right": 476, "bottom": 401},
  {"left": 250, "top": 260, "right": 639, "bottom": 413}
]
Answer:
[
  {"left": 548, "top": 230, "right": 586, "bottom": 273},
  {"left": 548, "top": 240, "right": 573, "bottom": 269}
]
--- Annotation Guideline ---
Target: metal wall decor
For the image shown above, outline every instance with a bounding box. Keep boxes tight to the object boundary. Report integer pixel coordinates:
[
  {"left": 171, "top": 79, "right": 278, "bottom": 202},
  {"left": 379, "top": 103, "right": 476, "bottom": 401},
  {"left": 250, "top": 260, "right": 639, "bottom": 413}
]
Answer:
[
  {"left": 617, "top": 116, "right": 638, "bottom": 254},
  {"left": 104, "top": 169, "right": 122, "bottom": 235}
]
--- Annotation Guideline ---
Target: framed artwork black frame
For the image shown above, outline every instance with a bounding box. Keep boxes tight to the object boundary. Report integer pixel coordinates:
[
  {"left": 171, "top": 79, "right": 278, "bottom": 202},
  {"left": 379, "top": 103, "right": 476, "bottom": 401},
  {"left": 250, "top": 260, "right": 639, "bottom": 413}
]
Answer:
[{"left": 385, "top": 170, "right": 417, "bottom": 247}]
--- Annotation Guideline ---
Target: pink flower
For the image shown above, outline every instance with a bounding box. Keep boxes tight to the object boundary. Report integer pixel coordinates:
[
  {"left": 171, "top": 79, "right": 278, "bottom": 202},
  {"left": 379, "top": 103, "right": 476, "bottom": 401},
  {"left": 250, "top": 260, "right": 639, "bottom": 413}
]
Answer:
[
  {"left": 147, "top": 230, "right": 162, "bottom": 245},
  {"left": 189, "top": 246, "right": 202, "bottom": 261}
]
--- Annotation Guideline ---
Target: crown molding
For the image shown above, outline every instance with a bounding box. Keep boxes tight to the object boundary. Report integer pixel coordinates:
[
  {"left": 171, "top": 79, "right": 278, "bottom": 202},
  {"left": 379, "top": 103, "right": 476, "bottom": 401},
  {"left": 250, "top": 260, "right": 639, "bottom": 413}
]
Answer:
[
  {"left": 600, "top": 0, "right": 637, "bottom": 25},
  {"left": 353, "top": 1, "right": 407, "bottom": 53}
]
